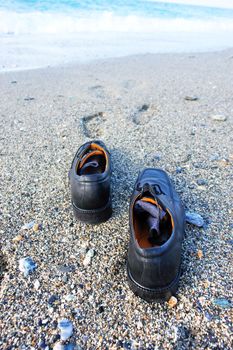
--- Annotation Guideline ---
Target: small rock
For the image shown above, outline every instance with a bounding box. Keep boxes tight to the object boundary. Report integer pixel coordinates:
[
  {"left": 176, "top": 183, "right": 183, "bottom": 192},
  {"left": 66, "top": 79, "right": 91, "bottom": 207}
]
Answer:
[
  {"left": 62, "top": 274, "right": 68, "bottom": 283},
  {"left": 33, "top": 223, "right": 42, "bottom": 232},
  {"left": 57, "top": 265, "right": 75, "bottom": 273},
  {"left": 48, "top": 295, "right": 59, "bottom": 305},
  {"left": 211, "top": 114, "right": 227, "bottom": 122},
  {"left": 98, "top": 305, "right": 104, "bottom": 313},
  {"left": 153, "top": 154, "right": 161, "bottom": 161},
  {"left": 197, "top": 249, "right": 203, "bottom": 259},
  {"left": 21, "top": 221, "right": 35, "bottom": 230},
  {"left": 86, "top": 248, "right": 95, "bottom": 258},
  {"left": 197, "top": 179, "right": 208, "bottom": 186},
  {"left": 53, "top": 343, "right": 64, "bottom": 350},
  {"left": 176, "top": 166, "right": 184, "bottom": 174},
  {"left": 38, "top": 340, "right": 47, "bottom": 349},
  {"left": 83, "top": 249, "right": 95, "bottom": 266},
  {"left": 213, "top": 298, "right": 232, "bottom": 309},
  {"left": 42, "top": 318, "right": 49, "bottom": 325},
  {"left": 12, "top": 234, "right": 24, "bottom": 243},
  {"left": 24, "top": 97, "right": 35, "bottom": 101},
  {"left": 209, "top": 154, "right": 220, "bottom": 161},
  {"left": 136, "top": 321, "right": 143, "bottom": 329},
  {"left": 184, "top": 96, "right": 198, "bottom": 101},
  {"left": 19, "top": 257, "right": 37, "bottom": 276},
  {"left": 167, "top": 296, "right": 177, "bottom": 308},
  {"left": 58, "top": 319, "right": 73, "bottom": 341},
  {"left": 203, "top": 280, "right": 210, "bottom": 288},
  {"left": 34, "top": 280, "right": 40, "bottom": 290},
  {"left": 217, "top": 158, "right": 230, "bottom": 167},
  {"left": 64, "top": 294, "right": 76, "bottom": 302},
  {"left": 185, "top": 212, "right": 204, "bottom": 227},
  {"left": 205, "top": 311, "right": 213, "bottom": 321}
]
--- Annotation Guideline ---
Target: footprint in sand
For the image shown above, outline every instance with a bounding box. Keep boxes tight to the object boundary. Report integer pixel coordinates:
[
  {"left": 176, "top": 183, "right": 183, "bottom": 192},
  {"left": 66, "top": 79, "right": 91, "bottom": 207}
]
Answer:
[
  {"left": 132, "top": 103, "right": 157, "bottom": 125},
  {"left": 81, "top": 112, "right": 106, "bottom": 138}
]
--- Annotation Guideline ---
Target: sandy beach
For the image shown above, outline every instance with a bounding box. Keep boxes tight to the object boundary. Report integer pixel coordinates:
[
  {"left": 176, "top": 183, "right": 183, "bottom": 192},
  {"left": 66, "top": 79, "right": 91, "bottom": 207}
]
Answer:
[{"left": 0, "top": 49, "right": 232, "bottom": 349}]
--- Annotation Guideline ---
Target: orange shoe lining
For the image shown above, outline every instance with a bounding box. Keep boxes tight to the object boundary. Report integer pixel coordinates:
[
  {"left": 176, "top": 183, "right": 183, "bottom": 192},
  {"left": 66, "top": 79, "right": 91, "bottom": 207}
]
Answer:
[
  {"left": 77, "top": 142, "right": 108, "bottom": 174},
  {"left": 133, "top": 195, "right": 173, "bottom": 248}
]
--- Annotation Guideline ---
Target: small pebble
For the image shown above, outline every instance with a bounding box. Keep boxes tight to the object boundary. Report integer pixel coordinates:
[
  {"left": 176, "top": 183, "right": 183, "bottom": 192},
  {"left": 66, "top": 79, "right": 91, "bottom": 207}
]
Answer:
[
  {"left": 48, "top": 295, "right": 59, "bottom": 305},
  {"left": 185, "top": 211, "right": 204, "bottom": 227},
  {"left": 33, "top": 223, "right": 42, "bottom": 232},
  {"left": 58, "top": 319, "right": 73, "bottom": 341},
  {"left": 217, "top": 158, "right": 229, "bottom": 167},
  {"left": 213, "top": 298, "right": 232, "bottom": 309},
  {"left": 21, "top": 221, "right": 35, "bottom": 230},
  {"left": 211, "top": 114, "right": 227, "bottom": 121},
  {"left": 24, "top": 97, "right": 35, "bottom": 101},
  {"left": 64, "top": 294, "right": 76, "bottom": 302},
  {"left": 197, "top": 250, "right": 203, "bottom": 259},
  {"left": 167, "top": 296, "right": 177, "bottom": 308},
  {"left": 197, "top": 179, "right": 208, "bottom": 186},
  {"left": 12, "top": 234, "right": 24, "bottom": 243},
  {"left": 83, "top": 249, "right": 95, "bottom": 266},
  {"left": 34, "top": 279, "right": 40, "bottom": 290},
  {"left": 184, "top": 96, "right": 198, "bottom": 101},
  {"left": 19, "top": 257, "right": 37, "bottom": 276}
]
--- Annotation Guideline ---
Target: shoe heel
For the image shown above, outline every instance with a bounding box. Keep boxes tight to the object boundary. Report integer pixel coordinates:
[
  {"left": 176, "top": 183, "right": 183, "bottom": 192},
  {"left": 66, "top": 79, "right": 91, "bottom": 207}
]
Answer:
[
  {"left": 127, "top": 265, "right": 179, "bottom": 302},
  {"left": 72, "top": 198, "right": 112, "bottom": 224}
]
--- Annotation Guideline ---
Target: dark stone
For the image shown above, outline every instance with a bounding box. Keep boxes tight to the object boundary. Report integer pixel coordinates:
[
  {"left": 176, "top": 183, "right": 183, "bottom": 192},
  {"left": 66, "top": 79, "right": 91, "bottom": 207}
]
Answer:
[
  {"left": 123, "top": 340, "right": 132, "bottom": 350},
  {"left": 52, "top": 334, "right": 60, "bottom": 343},
  {"left": 176, "top": 167, "right": 184, "bottom": 174},
  {"left": 24, "top": 97, "right": 35, "bottom": 101},
  {"left": 48, "top": 294, "right": 59, "bottom": 305},
  {"left": 38, "top": 340, "right": 47, "bottom": 349},
  {"left": 197, "top": 178, "right": 208, "bottom": 186},
  {"left": 138, "top": 104, "right": 149, "bottom": 112},
  {"left": 184, "top": 96, "right": 199, "bottom": 101},
  {"left": 57, "top": 265, "right": 75, "bottom": 273},
  {"left": 226, "top": 239, "right": 233, "bottom": 245},
  {"left": 98, "top": 305, "right": 104, "bottom": 313},
  {"left": 51, "top": 320, "right": 58, "bottom": 329},
  {"left": 205, "top": 311, "right": 213, "bottom": 321},
  {"left": 153, "top": 154, "right": 161, "bottom": 161},
  {"left": 117, "top": 340, "right": 123, "bottom": 347}
]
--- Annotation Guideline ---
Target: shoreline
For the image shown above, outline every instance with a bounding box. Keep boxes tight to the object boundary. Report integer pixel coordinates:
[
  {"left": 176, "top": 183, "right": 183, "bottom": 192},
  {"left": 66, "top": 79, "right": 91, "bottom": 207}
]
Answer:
[{"left": 1, "top": 45, "right": 233, "bottom": 74}]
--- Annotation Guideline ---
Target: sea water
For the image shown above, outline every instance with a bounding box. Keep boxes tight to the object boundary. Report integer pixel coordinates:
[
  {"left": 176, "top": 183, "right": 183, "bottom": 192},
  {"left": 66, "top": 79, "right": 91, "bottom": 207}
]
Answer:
[{"left": 1, "top": 0, "right": 233, "bottom": 71}]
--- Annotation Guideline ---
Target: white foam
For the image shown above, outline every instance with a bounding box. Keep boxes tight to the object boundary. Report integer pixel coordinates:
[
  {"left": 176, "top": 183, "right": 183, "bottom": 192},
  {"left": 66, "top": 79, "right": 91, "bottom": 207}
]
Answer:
[
  {"left": 1, "top": 10, "right": 233, "bottom": 35},
  {"left": 1, "top": 9, "right": 233, "bottom": 71}
]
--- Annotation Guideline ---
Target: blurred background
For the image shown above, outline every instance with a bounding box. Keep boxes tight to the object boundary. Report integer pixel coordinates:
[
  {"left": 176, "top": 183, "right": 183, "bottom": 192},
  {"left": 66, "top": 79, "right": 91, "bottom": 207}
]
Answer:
[{"left": 1, "top": 0, "right": 233, "bottom": 71}]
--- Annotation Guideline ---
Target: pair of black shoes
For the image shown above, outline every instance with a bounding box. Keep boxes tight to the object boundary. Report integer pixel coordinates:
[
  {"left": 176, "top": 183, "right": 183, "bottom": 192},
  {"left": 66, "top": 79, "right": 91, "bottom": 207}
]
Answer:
[{"left": 69, "top": 140, "right": 185, "bottom": 302}]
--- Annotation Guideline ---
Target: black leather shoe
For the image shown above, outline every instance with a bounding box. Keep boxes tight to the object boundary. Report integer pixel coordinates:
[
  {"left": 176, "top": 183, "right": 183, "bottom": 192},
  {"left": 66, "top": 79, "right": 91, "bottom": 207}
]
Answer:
[
  {"left": 127, "top": 168, "right": 185, "bottom": 302},
  {"left": 69, "top": 140, "right": 112, "bottom": 224}
]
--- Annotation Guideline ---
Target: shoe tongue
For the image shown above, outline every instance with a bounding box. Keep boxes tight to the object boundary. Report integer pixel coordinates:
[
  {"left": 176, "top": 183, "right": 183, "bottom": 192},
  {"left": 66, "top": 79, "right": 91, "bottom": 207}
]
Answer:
[
  {"left": 135, "top": 198, "right": 166, "bottom": 244},
  {"left": 79, "top": 150, "right": 103, "bottom": 175}
]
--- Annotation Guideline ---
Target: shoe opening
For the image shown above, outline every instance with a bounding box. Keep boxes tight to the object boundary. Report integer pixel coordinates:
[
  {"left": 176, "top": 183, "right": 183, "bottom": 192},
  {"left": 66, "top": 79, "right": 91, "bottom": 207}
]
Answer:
[
  {"left": 133, "top": 193, "right": 173, "bottom": 248},
  {"left": 77, "top": 143, "right": 107, "bottom": 175}
]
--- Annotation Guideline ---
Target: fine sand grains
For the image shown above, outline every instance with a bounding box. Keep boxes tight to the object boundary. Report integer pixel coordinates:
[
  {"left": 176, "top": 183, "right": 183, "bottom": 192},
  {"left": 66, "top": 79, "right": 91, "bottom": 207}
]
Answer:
[{"left": 0, "top": 50, "right": 233, "bottom": 349}]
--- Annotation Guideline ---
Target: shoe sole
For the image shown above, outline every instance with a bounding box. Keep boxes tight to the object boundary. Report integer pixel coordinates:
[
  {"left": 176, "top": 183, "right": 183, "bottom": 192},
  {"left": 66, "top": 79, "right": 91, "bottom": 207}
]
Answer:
[
  {"left": 72, "top": 197, "right": 112, "bottom": 224},
  {"left": 127, "top": 264, "right": 180, "bottom": 302}
]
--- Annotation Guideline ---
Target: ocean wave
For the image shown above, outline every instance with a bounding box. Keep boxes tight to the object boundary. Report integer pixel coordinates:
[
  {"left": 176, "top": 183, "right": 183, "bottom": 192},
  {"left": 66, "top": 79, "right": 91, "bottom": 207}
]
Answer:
[{"left": 1, "top": 10, "right": 233, "bottom": 35}]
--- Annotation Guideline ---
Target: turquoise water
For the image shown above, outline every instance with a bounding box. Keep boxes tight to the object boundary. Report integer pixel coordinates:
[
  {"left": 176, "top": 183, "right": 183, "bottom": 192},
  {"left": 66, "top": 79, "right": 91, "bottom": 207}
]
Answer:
[
  {"left": 1, "top": 0, "right": 233, "bottom": 18},
  {"left": 1, "top": 1, "right": 233, "bottom": 71}
]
